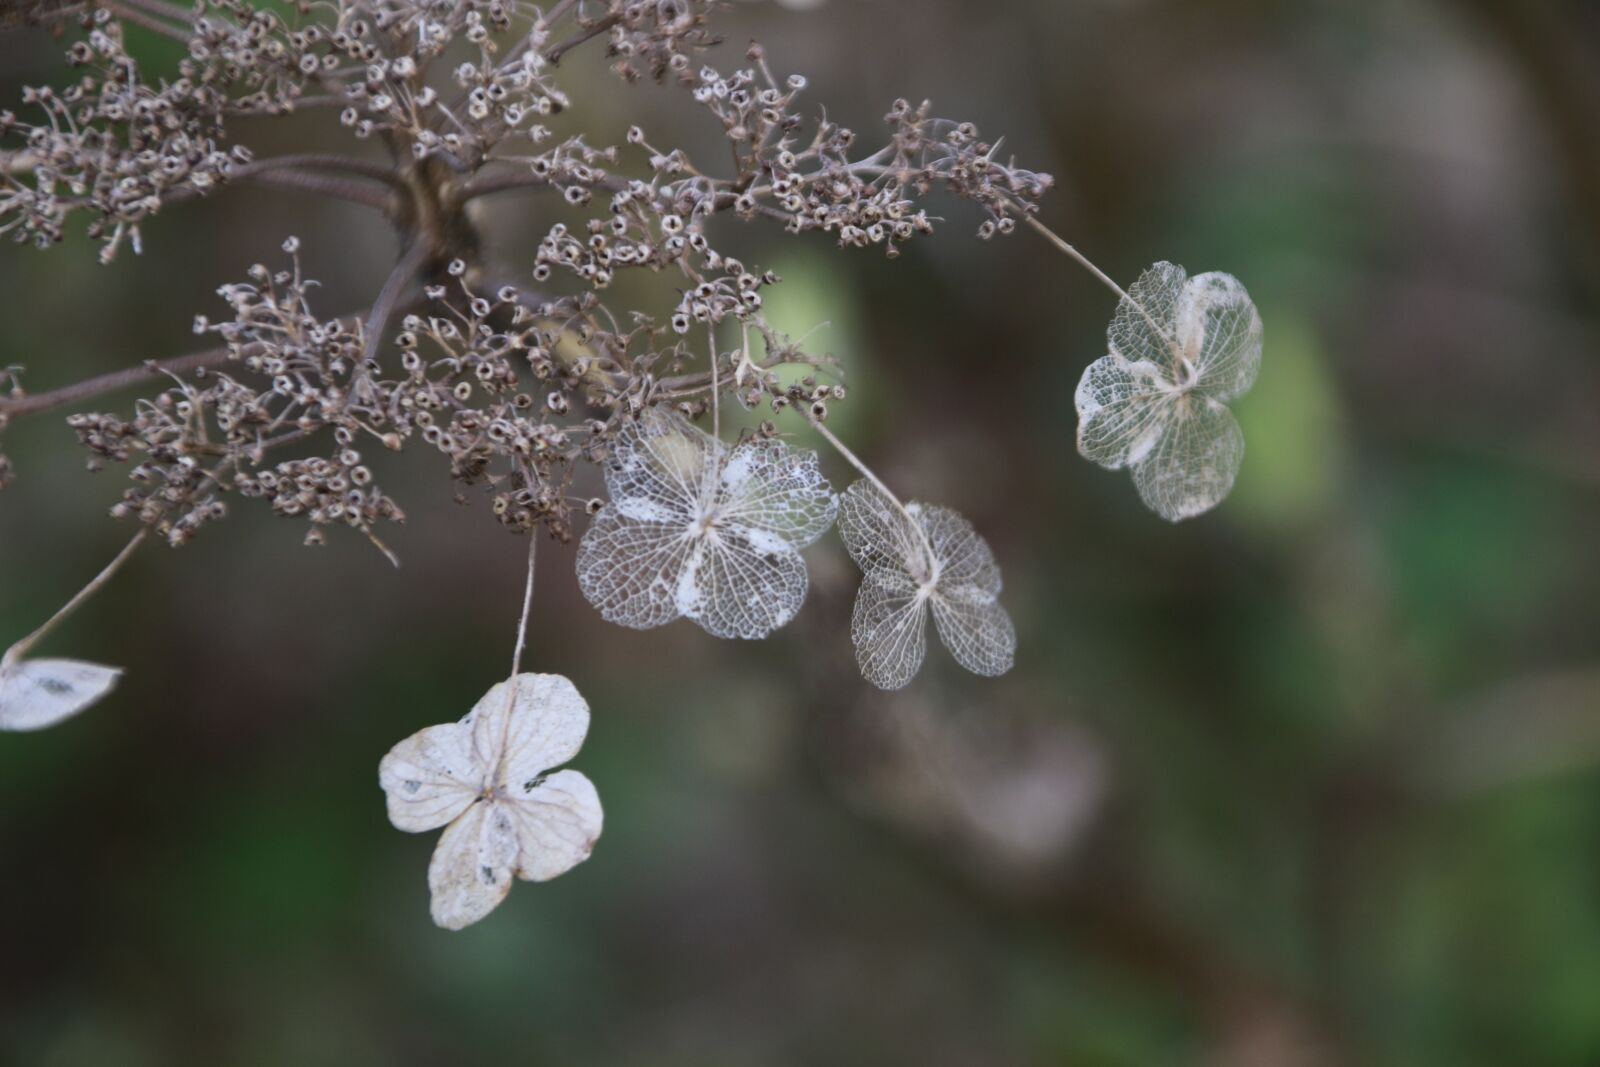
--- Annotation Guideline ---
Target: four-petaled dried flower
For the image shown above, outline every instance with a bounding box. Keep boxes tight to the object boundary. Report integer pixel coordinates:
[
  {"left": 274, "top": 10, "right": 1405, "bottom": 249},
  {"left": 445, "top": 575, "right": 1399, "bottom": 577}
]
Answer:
[
  {"left": 576, "top": 409, "right": 838, "bottom": 639},
  {"left": 0, "top": 657, "right": 121, "bottom": 732},
  {"left": 836, "top": 480, "right": 1015, "bottom": 690},
  {"left": 1074, "top": 262, "right": 1263, "bottom": 522},
  {"left": 379, "top": 673, "right": 603, "bottom": 931}
]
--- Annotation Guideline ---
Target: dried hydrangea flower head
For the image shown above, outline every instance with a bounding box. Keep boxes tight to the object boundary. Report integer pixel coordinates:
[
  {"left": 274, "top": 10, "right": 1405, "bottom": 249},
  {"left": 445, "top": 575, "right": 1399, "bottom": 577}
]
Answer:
[
  {"left": 379, "top": 673, "right": 603, "bottom": 931},
  {"left": 836, "top": 479, "right": 1016, "bottom": 690},
  {"left": 576, "top": 408, "right": 837, "bottom": 639},
  {"left": 1075, "top": 263, "right": 1263, "bottom": 521}
]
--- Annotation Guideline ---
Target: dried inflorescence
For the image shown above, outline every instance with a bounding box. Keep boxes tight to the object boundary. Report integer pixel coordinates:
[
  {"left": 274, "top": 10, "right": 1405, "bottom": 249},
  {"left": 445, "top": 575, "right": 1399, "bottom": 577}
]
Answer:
[{"left": 0, "top": 0, "right": 1260, "bottom": 928}]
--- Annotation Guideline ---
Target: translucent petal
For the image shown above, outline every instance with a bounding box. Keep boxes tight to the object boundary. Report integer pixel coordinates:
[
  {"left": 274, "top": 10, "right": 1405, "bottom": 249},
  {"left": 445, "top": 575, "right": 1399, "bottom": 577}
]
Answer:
[
  {"left": 1108, "top": 261, "right": 1186, "bottom": 373},
  {"left": 852, "top": 570, "right": 929, "bottom": 691},
  {"left": 685, "top": 529, "right": 811, "bottom": 639},
  {"left": 427, "top": 800, "right": 520, "bottom": 930},
  {"left": 930, "top": 588, "right": 1016, "bottom": 678},
  {"left": 575, "top": 507, "right": 693, "bottom": 630},
  {"left": 915, "top": 503, "right": 1003, "bottom": 595},
  {"left": 1131, "top": 396, "right": 1245, "bottom": 522},
  {"left": 838, "top": 480, "right": 932, "bottom": 583},
  {"left": 0, "top": 658, "right": 120, "bottom": 732},
  {"left": 604, "top": 408, "right": 718, "bottom": 524},
  {"left": 1178, "top": 271, "right": 1262, "bottom": 402},
  {"left": 379, "top": 721, "right": 481, "bottom": 833},
  {"left": 508, "top": 768, "right": 603, "bottom": 882},
  {"left": 1074, "top": 353, "right": 1176, "bottom": 470},
  {"left": 466, "top": 673, "right": 591, "bottom": 788},
  {"left": 717, "top": 437, "right": 838, "bottom": 549}
]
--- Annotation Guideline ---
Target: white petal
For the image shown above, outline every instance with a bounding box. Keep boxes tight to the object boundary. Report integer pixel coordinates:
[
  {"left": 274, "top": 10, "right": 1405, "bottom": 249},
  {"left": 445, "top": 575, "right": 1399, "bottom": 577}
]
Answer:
[
  {"left": 930, "top": 587, "right": 1017, "bottom": 678},
  {"left": 1109, "top": 261, "right": 1187, "bottom": 372},
  {"left": 851, "top": 570, "right": 929, "bottom": 691},
  {"left": 688, "top": 528, "right": 810, "bottom": 640},
  {"left": 605, "top": 408, "right": 719, "bottom": 523},
  {"left": 837, "top": 479, "right": 932, "bottom": 584},
  {"left": 427, "top": 800, "right": 520, "bottom": 931},
  {"left": 467, "top": 673, "right": 591, "bottom": 789},
  {"left": 916, "top": 503, "right": 1003, "bottom": 595},
  {"left": 1131, "top": 396, "right": 1245, "bottom": 521},
  {"left": 1073, "top": 353, "right": 1175, "bottom": 470},
  {"left": 378, "top": 721, "right": 481, "bottom": 832},
  {"left": 716, "top": 437, "right": 838, "bottom": 549},
  {"left": 508, "top": 768, "right": 603, "bottom": 882},
  {"left": 1179, "top": 271, "right": 1262, "bottom": 402},
  {"left": 0, "top": 658, "right": 120, "bottom": 732},
  {"left": 575, "top": 507, "right": 694, "bottom": 630}
]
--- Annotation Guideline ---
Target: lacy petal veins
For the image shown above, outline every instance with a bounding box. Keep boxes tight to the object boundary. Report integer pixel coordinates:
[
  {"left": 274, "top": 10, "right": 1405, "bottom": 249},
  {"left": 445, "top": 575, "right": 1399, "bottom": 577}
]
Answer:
[
  {"left": 1075, "top": 262, "right": 1263, "bottom": 521},
  {"left": 837, "top": 480, "right": 1016, "bottom": 690},
  {"left": 0, "top": 657, "right": 121, "bottom": 732},
  {"left": 576, "top": 409, "right": 838, "bottom": 639},
  {"left": 379, "top": 673, "right": 603, "bottom": 931}
]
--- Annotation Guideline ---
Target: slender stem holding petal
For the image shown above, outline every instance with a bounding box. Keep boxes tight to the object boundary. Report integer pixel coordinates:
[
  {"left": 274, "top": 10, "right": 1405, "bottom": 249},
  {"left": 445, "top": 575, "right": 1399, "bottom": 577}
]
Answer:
[
  {"left": 1021, "top": 214, "right": 1176, "bottom": 350},
  {"left": 3, "top": 530, "right": 148, "bottom": 668},
  {"left": 510, "top": 531, "right": 537, "bottom": 678},
  {"left": 804, "top": 413, "right": 937, "bottom": 574},
  {"left": 708, "top": 324, "right": 720, "bottom": 440},
  {"left": 1022, "top": 214, "right": 1132, "bottom": 305}
]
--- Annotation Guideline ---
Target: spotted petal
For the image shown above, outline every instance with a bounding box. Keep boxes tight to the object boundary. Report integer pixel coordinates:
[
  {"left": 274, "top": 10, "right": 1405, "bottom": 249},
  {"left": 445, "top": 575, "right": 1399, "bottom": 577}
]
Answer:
[
  {"left": 508, "top": 768, "right": 603, "bottom": 882},
  {"left": 0, "top": 658, "right": 120, "bottom": 732},
  {"left": 379, "top": 721, "right": 481, "bottom": 833},
  {"left": 427, "top": 799, "right": 521, "bottom": 930},
  {"left": 466, "top": 673, "right": 591, "bottom": 788}
]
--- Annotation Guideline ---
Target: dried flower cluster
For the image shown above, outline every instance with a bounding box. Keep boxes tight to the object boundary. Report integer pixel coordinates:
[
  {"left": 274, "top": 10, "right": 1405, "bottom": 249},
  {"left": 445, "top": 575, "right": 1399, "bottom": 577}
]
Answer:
[{"left": 0, "top": 0, "right": 1261, "bottom": 928}]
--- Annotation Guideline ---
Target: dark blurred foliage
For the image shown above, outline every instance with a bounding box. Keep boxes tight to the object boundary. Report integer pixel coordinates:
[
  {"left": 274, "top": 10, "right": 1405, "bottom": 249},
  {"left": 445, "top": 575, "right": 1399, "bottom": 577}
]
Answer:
[{"left": 3, "top": 1, "right": 1600, "bottom": 1064}]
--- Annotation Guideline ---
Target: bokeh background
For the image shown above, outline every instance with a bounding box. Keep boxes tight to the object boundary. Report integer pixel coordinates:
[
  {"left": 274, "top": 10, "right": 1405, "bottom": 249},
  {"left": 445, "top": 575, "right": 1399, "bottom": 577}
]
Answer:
[{"left": 4, "top": 0, "right": 1600, "bottom": 1064}]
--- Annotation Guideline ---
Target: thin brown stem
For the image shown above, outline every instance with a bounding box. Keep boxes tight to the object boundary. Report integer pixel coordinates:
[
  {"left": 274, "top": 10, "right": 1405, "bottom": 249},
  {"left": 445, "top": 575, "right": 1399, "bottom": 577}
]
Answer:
[
  {"left": 0, "top": 345, "right": 242, "bottom": 419},
  {"left": 3, "top": 530, "right": 149, "bottom": 667},
  {"left": 547, "top": 13, "right": 620, "bottom": 65}
]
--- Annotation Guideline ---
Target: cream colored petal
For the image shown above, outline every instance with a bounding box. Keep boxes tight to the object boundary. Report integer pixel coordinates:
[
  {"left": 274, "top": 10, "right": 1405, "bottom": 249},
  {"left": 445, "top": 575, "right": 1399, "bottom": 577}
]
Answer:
[
  {"left": 468, "top": 673, "right": 591, "bottom": 790},
  {"left": 915, "top": 503, "right": 1003, "bottom": 595},
  {"left": 379, "top": 721, "right": 481, "bottom": 833},
  {"left": 604, "top": 407, "right": 719, "bottom": 524},
  {"left": 837, "top": 479, "right": 931, "bottom": 583},
  {"left": 0, "top": 658, "right": 121, "bottom": 732},
  {"left": 575, "top": 507, "right": 694, "bottom": 630},
  {"left": 1179, "top": 271, "right": 1262, "bottom": 403},
  {"left": 1109, "top": 261, "right": 1187, "bottom": 371},
  {"left": 686, "top": 527, "right": 811, "bottom": 640},
  {"left": 427, "top": 800, "right": 520, "bottom": 931},
  {"left": 716, "top": 437, "right": 838, "bottom": 549},
  {"left": 930, "top": 587, "right": 1017, "bottom": 678},
  {"left": 508, "top": 768, "right": 603, "bottom": 882},
  {"left": 1074, "top": 353, "right": 1174, "bottom": 470},
  {"left": 852, "top": 570, "right": 929, "bottom": 691},
  {"left": 1131, "top": 397, "right": 1245, "bottom": 522}
]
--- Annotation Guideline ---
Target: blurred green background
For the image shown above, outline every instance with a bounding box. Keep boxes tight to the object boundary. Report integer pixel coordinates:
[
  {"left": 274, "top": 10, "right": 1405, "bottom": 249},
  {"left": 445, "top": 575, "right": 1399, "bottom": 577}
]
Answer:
[{"left": 4, "top": 1, "right": 1600, "bottom": 1064}]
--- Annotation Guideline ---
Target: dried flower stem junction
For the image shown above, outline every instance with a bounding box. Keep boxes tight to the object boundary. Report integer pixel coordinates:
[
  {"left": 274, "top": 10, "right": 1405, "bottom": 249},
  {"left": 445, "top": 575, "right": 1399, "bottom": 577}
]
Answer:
[{"left": 0, "top": 0, "right": 1261, "bottom": 926}]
